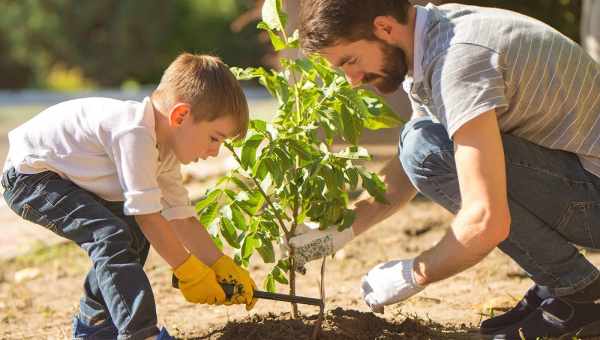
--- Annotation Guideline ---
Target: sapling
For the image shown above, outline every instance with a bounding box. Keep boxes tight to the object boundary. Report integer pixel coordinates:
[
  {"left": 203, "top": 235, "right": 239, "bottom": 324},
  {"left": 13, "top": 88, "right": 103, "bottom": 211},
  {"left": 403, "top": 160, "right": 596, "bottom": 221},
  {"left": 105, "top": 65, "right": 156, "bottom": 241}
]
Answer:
[{"left": 194, "top": 0, "right": 403, "bottom": 321}]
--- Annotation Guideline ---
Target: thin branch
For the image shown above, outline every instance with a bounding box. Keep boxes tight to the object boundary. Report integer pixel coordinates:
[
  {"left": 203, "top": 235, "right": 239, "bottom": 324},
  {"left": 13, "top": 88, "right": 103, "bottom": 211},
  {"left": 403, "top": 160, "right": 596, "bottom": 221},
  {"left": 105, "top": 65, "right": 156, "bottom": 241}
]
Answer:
[{"left": 225, "top": 143, "right": 290, "bottom": 236}]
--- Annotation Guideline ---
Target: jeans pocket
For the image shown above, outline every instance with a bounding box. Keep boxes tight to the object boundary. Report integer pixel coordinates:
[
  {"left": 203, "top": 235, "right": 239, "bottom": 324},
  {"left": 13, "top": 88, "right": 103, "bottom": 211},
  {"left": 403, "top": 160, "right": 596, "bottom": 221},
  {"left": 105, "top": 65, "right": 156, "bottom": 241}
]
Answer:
[
  {"left": 20, "top": 203, "right": 60, "bottom": 234},
  {"left": 555, "top": 201, "right": 600, "bottom": 249}
]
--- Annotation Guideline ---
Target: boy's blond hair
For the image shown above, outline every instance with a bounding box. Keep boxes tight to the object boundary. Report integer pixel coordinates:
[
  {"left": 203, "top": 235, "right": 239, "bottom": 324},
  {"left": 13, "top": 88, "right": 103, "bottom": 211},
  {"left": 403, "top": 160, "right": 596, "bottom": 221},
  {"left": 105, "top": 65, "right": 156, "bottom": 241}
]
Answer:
[{"left": 152, "top": 53, "right": 249, "bottom": 138}]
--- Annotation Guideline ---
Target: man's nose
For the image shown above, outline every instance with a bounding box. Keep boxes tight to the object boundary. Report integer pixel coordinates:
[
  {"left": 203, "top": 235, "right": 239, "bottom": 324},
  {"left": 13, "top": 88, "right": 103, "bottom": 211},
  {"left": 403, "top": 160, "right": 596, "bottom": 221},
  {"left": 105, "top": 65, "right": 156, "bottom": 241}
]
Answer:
[{"left": 343, "top": 66, "right": 364, "bottom": 87}]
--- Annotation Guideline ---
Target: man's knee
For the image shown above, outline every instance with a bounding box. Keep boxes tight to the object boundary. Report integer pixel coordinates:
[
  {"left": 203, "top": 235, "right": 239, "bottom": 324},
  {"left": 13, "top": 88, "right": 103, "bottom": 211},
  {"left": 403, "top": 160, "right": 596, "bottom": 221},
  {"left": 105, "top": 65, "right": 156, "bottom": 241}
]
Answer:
[{"left": 399, "top": 118, "right": 455, "bottom": 193}]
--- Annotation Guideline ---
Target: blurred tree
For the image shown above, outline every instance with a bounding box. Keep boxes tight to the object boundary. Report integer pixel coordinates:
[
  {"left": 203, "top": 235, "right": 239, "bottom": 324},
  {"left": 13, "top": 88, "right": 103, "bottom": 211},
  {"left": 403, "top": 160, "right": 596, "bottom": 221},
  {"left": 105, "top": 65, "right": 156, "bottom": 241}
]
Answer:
[
  {"left": 0, "top": 34, "right": 33, "bottom": 89},
  {"left": 0, "top": 0, "right": 265, "bottom": 88},
  {"left": 0, "top": 0, "right": 583, "bottom": 89}
]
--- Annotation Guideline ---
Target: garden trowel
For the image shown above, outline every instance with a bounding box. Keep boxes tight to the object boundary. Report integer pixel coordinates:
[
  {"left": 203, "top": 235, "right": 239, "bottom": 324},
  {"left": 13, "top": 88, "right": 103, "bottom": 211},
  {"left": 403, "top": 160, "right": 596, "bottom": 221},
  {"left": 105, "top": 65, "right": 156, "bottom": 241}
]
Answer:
[{"left": 171, "top": 274, "right": 323, "bottom": 307}]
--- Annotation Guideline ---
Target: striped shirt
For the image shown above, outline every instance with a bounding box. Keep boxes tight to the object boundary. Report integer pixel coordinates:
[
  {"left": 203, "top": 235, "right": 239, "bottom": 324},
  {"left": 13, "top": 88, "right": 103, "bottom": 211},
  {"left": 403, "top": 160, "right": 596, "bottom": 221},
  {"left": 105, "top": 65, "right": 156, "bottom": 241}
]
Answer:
[{"left": 405, "top": 4, "right": 600, "bottom": 177}]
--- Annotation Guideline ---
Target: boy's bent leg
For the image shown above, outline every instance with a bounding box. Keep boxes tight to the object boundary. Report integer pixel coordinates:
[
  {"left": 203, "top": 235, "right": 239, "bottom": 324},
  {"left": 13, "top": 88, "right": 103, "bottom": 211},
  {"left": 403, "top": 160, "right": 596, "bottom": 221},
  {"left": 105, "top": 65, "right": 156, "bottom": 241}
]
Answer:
[
  {"left": 398, "top": 118, "right": 600, "bottom": 297},
  {"left": 2, "top": 170, "right": 159, "bottom": 339}
]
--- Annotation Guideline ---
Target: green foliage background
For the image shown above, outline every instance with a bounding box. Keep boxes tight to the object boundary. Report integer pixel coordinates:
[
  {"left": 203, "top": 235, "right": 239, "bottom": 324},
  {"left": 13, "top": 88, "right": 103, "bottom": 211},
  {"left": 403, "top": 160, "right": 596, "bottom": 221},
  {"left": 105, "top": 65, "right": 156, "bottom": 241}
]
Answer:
[
  {"left": 0, "top": 0, "right": 583, "bottom": 89},
  {"left": 0, "top": 0, "right": 265, "bottom": 88}
]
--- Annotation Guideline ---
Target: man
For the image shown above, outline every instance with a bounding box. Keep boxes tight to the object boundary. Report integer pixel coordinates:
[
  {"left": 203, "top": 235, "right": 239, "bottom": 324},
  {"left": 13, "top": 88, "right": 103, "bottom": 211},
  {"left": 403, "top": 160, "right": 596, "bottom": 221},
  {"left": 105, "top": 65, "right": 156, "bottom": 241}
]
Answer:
[{"left": 288, "top": 1, "right": 600, "bottom": 338}]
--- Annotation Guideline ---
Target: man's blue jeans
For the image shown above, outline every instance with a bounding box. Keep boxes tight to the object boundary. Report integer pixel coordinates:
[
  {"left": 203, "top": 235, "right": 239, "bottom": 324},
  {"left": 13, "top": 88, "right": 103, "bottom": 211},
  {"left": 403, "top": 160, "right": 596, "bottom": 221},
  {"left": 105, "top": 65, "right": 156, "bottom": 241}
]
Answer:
[
  {"left": 399, "top": 117, "right": 600, "bottom": 297},
  {"left": 1, "top": 168, "right": 159, "bottom": 339}
]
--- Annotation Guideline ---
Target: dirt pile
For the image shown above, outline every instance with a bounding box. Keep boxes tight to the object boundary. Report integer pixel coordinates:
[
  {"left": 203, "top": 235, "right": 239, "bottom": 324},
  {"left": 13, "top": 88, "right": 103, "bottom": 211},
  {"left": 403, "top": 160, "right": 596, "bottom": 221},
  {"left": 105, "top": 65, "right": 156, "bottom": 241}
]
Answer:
[{"left": 191, "top": 307, "right": 453, "bottom": 340}]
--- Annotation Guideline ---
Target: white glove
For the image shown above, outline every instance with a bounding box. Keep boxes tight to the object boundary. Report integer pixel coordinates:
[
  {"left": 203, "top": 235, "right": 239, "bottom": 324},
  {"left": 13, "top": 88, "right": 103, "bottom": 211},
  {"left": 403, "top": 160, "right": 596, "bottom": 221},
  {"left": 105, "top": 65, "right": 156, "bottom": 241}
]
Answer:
[
  {"left": 361, "top": 259, "right": 425, "bottom": 313},
  {"left": 281, "top": 222, "right": 354, "bottom": 272}
]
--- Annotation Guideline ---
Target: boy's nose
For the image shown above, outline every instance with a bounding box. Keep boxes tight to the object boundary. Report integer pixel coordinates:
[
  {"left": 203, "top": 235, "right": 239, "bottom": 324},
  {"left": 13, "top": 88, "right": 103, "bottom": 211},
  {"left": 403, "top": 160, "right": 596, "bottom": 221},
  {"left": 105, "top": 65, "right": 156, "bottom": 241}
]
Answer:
[{"left": 208, "top": 146, "right": 220, "bottom": 157}]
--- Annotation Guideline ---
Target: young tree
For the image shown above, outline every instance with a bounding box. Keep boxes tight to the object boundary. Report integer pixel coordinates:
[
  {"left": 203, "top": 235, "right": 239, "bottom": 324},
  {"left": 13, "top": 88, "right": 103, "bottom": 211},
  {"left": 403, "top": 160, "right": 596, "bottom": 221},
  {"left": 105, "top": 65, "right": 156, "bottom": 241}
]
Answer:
[{"left": 195, "top": 0, "right": 403, "bottom": 318}]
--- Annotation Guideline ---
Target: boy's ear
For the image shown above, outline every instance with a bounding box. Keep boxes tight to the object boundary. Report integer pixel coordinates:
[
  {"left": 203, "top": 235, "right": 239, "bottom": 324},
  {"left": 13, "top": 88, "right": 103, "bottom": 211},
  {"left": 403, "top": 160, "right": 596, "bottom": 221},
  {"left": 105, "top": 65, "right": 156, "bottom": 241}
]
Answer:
[{"left": 168, "top": 103, "right": 192, "bottom": 127}]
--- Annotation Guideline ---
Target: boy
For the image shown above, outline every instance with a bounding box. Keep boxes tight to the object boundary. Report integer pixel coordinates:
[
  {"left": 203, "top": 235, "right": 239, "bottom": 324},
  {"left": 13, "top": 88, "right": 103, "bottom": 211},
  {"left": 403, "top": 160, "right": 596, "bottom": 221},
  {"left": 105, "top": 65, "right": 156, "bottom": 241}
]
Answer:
[{"left": 1, "top": 53, "right": 257, "bottom": 340}]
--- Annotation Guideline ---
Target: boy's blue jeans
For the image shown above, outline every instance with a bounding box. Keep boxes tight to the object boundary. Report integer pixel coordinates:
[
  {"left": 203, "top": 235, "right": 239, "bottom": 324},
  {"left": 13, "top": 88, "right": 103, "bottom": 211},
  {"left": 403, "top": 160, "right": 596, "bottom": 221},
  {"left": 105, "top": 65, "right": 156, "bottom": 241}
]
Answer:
[
  {"left": 399, "top": 117, "right": 600, "bottom": 297},
  {"left": 1, "top": 168, "right": 159, "bottom": 340}
]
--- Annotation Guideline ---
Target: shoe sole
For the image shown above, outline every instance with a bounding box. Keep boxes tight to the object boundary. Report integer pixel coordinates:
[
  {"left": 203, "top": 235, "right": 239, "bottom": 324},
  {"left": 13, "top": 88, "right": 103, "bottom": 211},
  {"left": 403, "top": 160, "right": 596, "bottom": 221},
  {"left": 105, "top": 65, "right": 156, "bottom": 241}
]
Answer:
[{"left": 560, "top": 319, "right": 600, "bottom": 339}]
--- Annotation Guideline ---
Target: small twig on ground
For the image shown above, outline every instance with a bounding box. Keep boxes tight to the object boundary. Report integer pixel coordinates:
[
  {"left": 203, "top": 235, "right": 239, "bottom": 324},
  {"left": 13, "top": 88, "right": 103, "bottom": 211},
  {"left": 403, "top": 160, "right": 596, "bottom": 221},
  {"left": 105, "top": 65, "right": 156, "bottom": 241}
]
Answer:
[{"left": 311, "top": 257, "right": 327, "bottom": 340}]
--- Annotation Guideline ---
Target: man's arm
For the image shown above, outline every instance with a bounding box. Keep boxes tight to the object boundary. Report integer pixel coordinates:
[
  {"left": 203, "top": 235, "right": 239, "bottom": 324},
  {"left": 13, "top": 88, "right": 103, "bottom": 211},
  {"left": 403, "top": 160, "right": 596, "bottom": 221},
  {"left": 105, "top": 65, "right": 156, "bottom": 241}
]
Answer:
[
  {"left": 413, "top": 110, "right": 511, "bottom": 285},
  {"left": 352, "top": 156, "right": 418, "bottom": 236}
]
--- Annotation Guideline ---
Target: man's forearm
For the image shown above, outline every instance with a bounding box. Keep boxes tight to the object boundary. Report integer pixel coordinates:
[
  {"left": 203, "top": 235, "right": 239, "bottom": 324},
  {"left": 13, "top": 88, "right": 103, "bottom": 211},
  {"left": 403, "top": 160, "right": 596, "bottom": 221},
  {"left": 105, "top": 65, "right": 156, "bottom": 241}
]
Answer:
[
  {"left": 135, "top": 213, "right": 190, "bottom": 268},
  {"left": 413, "top": 203, "right": 510, "bottom": 285},
  {"left": 352, "top": 158, "right": 417, "bottom": 236},
  {"left": 171, "top": 217, "right": 223, "bottom": 266}
]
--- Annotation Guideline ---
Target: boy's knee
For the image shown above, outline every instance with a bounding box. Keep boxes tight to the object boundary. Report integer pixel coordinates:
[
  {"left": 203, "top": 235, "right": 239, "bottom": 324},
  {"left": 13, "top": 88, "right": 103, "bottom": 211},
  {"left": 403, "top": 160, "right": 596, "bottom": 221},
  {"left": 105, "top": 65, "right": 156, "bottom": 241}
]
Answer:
[
  {"left": 399, "top": 118, "right": 455, "bottom": 192},
  {"left": 88, "top": 226, "right": 141, "bottom": 263}
]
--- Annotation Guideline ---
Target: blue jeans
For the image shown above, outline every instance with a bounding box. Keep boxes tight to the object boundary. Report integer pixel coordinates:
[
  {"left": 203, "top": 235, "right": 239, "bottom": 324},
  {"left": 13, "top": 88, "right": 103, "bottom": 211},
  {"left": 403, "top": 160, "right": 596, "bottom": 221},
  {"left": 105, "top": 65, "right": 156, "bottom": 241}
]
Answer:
[
  {"left": 1, "top": 168, "right": 159, "bottom": 340},
  {"left": 399, "top": 117, "right": 600, "bottom": 297}
]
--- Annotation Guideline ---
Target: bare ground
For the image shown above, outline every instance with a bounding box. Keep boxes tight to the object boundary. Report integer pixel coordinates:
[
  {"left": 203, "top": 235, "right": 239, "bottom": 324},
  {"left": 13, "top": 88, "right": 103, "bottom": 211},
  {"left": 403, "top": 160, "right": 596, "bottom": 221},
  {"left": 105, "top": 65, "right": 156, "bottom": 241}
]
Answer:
[{"left": 3, "top": 195, "right": 599, "bottom": 339}]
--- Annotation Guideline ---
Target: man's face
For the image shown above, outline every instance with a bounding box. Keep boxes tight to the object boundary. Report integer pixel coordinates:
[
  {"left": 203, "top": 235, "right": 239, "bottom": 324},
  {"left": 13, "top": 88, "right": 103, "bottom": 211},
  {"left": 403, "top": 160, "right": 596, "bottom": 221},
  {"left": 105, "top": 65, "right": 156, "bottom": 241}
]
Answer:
[{"left": 321, "top": 38, "right": 408, "bottom": 94}]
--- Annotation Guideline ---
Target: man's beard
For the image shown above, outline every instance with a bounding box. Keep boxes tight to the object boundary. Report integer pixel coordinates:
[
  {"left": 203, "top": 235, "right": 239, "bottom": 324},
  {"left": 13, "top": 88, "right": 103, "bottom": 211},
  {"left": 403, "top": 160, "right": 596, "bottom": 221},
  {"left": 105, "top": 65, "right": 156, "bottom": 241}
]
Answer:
[{"left": 364, "top": 40, "right": 408, "bottom": 94}]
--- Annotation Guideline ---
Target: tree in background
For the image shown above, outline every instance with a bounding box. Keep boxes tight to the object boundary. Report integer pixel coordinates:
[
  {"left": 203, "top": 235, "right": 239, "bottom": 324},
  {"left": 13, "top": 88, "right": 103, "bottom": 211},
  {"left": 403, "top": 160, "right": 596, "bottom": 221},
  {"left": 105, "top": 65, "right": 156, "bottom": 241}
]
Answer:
[
  {"left": 0, "top": 0, "right": 583, "bottom": 89},
  {"left": 0, "top": 0, "right": 266, "bottom": 88}
]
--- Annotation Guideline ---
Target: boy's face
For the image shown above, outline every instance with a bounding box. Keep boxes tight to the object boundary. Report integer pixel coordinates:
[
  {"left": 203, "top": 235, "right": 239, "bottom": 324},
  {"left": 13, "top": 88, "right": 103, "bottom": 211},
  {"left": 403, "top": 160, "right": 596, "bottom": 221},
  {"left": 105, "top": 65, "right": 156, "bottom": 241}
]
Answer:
[{"left": 169, "top": 106, "right": 238, "bottom": 164}]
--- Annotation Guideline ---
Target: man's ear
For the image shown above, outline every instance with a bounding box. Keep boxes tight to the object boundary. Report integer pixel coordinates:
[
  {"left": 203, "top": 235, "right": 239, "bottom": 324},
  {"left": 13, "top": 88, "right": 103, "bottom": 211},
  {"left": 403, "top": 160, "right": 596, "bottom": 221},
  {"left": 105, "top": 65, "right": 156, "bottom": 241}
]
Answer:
[
  {"left": 373, "top": 16, "right": 396, "bottom": 43},
  {"left": 168, "top": 103, "right": 192, "bottom": 127}
]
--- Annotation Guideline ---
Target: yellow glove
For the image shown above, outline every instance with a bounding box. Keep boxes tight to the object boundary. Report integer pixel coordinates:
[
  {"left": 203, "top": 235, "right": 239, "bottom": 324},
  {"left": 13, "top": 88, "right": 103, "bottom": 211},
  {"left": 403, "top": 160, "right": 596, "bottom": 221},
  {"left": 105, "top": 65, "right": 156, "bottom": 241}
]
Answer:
[
  {"left": 211, "top": 255, "right": 257, "bottom": 310},
  {"left": 173, "top": 255, "right": 226, "bottom": 305}
]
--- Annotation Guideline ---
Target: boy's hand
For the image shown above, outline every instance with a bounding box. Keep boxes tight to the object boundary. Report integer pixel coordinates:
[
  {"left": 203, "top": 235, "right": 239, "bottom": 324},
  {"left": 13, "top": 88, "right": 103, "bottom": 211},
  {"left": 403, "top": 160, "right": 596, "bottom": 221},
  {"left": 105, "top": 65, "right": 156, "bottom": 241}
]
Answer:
[
  {"left": 211, "top": 255, "right": 257, "bottom": 310},
  {"left": 173, "top": 255, "right": 226, "bottom": 304}
]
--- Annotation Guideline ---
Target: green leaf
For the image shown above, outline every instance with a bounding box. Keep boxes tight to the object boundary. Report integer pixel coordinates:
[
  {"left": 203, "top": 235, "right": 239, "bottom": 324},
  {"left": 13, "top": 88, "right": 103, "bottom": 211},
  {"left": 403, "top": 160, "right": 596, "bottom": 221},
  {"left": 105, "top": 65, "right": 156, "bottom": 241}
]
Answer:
[
  {"left": 250, "top": 119, "right": 268, "bottom": 134},
  {"left": 339, "top": 209, "right": 356, "bottom": 231},
  {"left": 264, "top": 273, "right": 276, "bottom": 292},
  {"left": 236, "top": 190, "right": 265, "bottom": 216},
  {"left": 241, "top": 134, "right": 264, "bottom": 169},
  {"left": 230, "top": 174, "right": 251, "bottom": 193},
  {"left": 340, "top": 105, "right": 360, "bottom": 145},
  {"left": 360, "top": 170, "right": 388, "bottom": 204},
  {"left": 220, "top": 217, "right": 240, "bottom": 248},
  {"left": 346, "top": 166, "right": 360, "bottom": 189},
  {"left": 267, "top": 29, "right": 287, "bottom": 51},
  {"left": 261, "top": 0, "right": 287, "bottom": 32},
  {"left": 241, "top": 233, "right": 260, "bottom": 259},
  {"left": 195, "top": 189, "right": 221, "bottom": 213},
  {"left": 271, "top": 266, "right": 289, "bottom": 284},
  {"left": 361, "top": 91, "right": 404, "bottom": 129},
  {"left": 231, "top": 204, "right": 248, "bottom": 231},
  {"left": 199, "top": 202, "right": 219, "bottom": 227},
  {"left": 333, "top": 146, "right": 372, "bottom": 160},
  {"left": 256, "top": 235, "right": 275, "bottom": 263},
  {"left": 320, "top": 164, "right": 342, "bottom": 195}
]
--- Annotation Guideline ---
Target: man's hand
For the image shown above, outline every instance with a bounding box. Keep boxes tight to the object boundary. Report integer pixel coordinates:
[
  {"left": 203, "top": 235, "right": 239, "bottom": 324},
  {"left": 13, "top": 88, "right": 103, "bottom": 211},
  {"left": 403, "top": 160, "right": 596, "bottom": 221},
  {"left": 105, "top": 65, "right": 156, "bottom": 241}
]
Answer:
[
  {"left": 360, "top": 259, "right": 425, "bottom": 313},
  {"left": 281, "top": 222, "right": 354, "bottom": 272},
  {"left": 173, "top": 255, "right": 226, "bottom": 304},
  {"left": 211, "top": 255, "right": 257, "bottom": 310}
]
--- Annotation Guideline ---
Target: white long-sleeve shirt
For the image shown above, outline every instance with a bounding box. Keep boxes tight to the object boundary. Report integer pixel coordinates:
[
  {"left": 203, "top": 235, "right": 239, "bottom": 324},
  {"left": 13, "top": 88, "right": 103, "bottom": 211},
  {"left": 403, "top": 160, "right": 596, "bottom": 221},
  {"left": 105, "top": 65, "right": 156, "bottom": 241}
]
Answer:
[{"left": 4, "top": 97, "right": 196, "bottom": 220}]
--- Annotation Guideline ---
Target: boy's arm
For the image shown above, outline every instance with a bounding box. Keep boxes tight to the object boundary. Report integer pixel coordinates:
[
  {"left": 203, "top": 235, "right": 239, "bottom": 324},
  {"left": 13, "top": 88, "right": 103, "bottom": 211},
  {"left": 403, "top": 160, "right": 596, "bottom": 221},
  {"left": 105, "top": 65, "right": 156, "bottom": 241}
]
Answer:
[
  {"left": 135, "top": 213, "right": 222, "bottom": 267},
  {"left": 169, "top": 217, "right": 223, "bottom": 265}
]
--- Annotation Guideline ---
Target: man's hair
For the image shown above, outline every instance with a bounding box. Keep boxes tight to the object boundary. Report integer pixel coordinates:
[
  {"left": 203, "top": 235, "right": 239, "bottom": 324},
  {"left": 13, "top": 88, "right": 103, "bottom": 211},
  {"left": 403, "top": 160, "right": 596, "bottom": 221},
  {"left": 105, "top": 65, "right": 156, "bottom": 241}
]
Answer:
[
  {"left": 300, "top": 0, "right": 411, "bottom": 53},
  {"left": 152, "top": 53, "right": 249, "bottom": 138}
]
